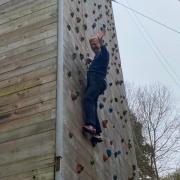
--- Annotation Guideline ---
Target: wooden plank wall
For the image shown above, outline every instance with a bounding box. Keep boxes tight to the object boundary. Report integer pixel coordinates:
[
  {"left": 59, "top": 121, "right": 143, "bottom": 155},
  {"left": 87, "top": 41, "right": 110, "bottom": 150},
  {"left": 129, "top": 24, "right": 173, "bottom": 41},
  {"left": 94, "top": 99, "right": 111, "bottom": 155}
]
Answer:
[
  {"left": 0, "top": 0, "right": 57, "bottom": 179},
  {"left": 63, "top": 0, "right": 138, "bottom": 180}
]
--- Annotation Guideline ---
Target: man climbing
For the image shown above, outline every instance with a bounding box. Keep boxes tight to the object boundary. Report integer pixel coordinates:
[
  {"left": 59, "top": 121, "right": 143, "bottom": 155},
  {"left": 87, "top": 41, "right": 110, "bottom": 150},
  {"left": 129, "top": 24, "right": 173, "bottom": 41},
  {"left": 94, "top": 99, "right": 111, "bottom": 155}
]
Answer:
[{"left": 83, "top": 30, "right": 109, "bottom": 142}]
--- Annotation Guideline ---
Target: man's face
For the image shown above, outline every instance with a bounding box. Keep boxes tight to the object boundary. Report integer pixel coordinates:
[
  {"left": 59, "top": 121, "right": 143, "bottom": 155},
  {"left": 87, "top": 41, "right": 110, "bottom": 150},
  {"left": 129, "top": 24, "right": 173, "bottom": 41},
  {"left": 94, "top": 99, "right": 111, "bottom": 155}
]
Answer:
[{"left": 90, "top": 38, "right": 101, "bottom": 53}]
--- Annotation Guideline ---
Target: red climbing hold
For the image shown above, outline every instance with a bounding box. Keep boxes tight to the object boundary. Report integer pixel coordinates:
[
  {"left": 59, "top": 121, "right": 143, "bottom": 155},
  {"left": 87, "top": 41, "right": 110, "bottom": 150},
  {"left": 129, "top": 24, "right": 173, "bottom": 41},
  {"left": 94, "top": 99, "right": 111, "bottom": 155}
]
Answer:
[
  {"left": 102, "top": 120, "right": 108, "bottom": 128},
  {"left": 76, "top": 164, "right": 84, "bottom": 174}
]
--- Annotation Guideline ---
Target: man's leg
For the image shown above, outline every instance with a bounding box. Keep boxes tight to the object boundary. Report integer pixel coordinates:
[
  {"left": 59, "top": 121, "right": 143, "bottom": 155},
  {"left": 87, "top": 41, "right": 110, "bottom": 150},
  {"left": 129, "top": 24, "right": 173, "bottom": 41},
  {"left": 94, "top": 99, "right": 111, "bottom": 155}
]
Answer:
[
  {"left": 94, "top": 99, "right": 102, "bottom": 135},
  {"left": 83, "top": 82, "right": 100, "bottom": 129}
]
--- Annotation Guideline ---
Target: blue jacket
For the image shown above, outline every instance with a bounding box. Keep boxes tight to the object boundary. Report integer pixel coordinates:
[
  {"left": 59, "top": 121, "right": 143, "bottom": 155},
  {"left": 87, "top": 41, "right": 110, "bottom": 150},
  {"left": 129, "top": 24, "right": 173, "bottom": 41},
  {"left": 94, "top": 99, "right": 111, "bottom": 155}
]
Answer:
[{"left": 88, "top": 45, "right": 109, "bottom": 79}]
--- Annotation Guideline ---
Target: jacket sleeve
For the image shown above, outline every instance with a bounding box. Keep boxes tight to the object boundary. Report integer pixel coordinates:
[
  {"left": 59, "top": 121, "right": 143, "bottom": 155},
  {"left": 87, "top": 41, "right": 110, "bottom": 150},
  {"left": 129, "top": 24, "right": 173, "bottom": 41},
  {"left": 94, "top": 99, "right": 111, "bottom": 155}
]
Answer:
[{"left": 100, "top": 45, "right": 109, "bottom": 60}]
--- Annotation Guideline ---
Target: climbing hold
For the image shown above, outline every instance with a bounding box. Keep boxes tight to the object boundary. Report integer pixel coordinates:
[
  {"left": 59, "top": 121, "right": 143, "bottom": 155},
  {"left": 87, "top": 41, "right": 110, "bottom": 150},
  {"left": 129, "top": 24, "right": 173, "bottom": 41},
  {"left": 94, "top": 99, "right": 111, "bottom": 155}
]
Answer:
[
  {"left": 123, "top": 110, "right": 127, "bottom": 116},
  {"left": 106, "top": 149, "right": 112, "bottom": 157},
  {"left": 109, "top": 108, "right": 113, "bottom": 113},
  {"left": 113, "top": 175, "right": 117, "bottom": 180},
  {"left": 76, "top": 17, "right": 81, "bottom": 23},
  {"left": 70, "top": 12, "right": 74, "bottom": 17},
  {"left": 84, "top": 13, "right": 88, "bottom": 18},
  {"left": 92, "top": 10, "right": 96, "bottom": 14},
  {"left": 125, "top": 119, "right": 127, "bottom": 123},
  {"left": 75, "top": 26, "right": 79, "bottom": 33},
  {"left": 67, "top": 24, "right": 71, "bottom": 31},
  {"left": 75, "top": 46, "right": 79, "bottom": 50},
  {"left": 83, "top": 24, "right": 87, "bottom": 30},
  {"left": 76, "top": 164, "right": 84, "bottom": 174},
  {"left": 110, "top": 140, "right": 113, "bottom": 145},
  {"left": 80, "top": 36, "right": 85, "bottom": 41},
  {"left": 99, "top": 103, "right": 104, "bottom": 109},
  {"left": 113, "top": 125, "right": 115, "bottom": 128},
  {"left": 120, "top": 116, "right": 123, "bottom": 119},
  {"left": 103, "top": 154, "right": 109, "bottom": 161},
  {"left": 114, "top": 152, "right": 118, "bottom": 158},
  {"left": 76, "top": 7, "right": 80, "bottom": 12},
  {"left": 92, "top": 23, "right": 96, "bottom": 29},
  {"left": 126, "top": 151, "right": 129, "bottom": 155},
  {"left": 71, "top": 91, "right": 80, "bottom": 101},
  {"left": 79, "top": 53, "right": 84, "bottom": 60},
  {"left": 121, "top": 138, "right": 124, "bottom": 143},
  {"left": 109, "top": 82, "right": 112, "bottom": 86},
  {"left": 72, "top": 53, "right": 77, "bottom": 60},
  {"left": 114, "top": 97, "right": 118, "bottom": 102},
  {"left": 67, "top": 71, "right": 72, "bottom": 78},
  {"left": 102, "top": 120, "right": 108, "bottom": 128},
  {"left": 102, "top": 97, "right": 106, "bottom": 102},
  {"left": 133, "top": 172, "right": 136, "bottom": 177},
  {"left": 132, "top": 164, "right": 136, "bottom": 171},
  {"left": 116, "top": 68, "right": 120, "bottom": 74},
  {"left": 98, "top": 4, "right": 102, "bottom": 9},
  {"left": 121, "top": 100, "right": 123, "bottom": 104},
  {"left": 69, "top": 132, "right": 73, "bottom": 138},
  {"left": 90, "top": 160, "right": 95, "bottom": 166}
]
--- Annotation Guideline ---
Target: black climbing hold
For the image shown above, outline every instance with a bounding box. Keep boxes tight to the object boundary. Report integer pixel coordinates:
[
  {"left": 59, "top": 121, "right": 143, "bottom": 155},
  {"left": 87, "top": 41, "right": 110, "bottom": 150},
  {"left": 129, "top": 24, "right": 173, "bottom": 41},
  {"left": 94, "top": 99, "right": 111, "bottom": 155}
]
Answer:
[
  {"left": 76, "top": 17, "right": 81, "bottom": 23},
  {"left": 72, "top": 53, "right": 77, "bottom": 60},
  {"left": 75, "top": 46, "right": 79, "bottom": 50},
  {"left": 102, "top": 97, "right": 106, "bottom": 102},
  {"left": 109, "top": 108, "right": 113, "bottom": 113},
  {"left": 123, "top": 110, "right": 127, "bottom": 116},
  {"left": 116, "top": 68, "right": 120, "bottom": 74},
  {"left": 85, "top": 13, "right": 88, "bottom": 18},
  {"left": 109, "top": 82, "right": 112, "bottom": 86},
  {"left": 99, "top": 103, "right": 104, "bottom": 109},
  {"left": 120, "top": 116, "right": 123, "bottom": 119},
  {"left": 76, "top": 7, "right": 80, "bottom": 12},
  {"left": 132, "top": 165, "right": 136, "bottom": 171},
  {"left": 69, "top": 132, "right": 73, "bottom": 138},
  {"left": 125, "top": 119, "right": 127, "bottom": 123},
  {"left": 79, "top": 53, "right": 84, "bottom": 60},
  {"left": 83, "top": 24, "right": 87, "bottom": 30},
  {"left": 70, "top": 12, "right": 74, "bottom": 17},
  {"left": 114, "top": 152, "right": 118, "bottom": 158},
  {"left": 90, "top": 160, "right": 95, "bottom": 166},
  {"left": 80, "top": 36, "right": 85, "bottom": 41},
  {"left": 114, "top": 98, "right": 118, "bottom": 102},
  {"left": 92, "top": 23, "right": 96, "bottom": 29},
  {"left": 67, "top": 24, "right": 71, "bottom": 31},
  {"left": 75, "top": 26, "right": 79, "bottom": 33},
  {"left": 113, "top": 125, "right": 115, "bottom": 128},
  {"left": 92, "top": 10, "right": 95, "bottom": 14},
  {"left": 94, "top": 3, "right": 96, "bottom": 6},
  {"left": 67, "top": 71, "right": 71, "bottom": 78},
  {"left": 98, "top": 4, "right": 102, "bottom": 9},
  {"left": 121, "top": 138, "right": 124, "bottom": 143}
]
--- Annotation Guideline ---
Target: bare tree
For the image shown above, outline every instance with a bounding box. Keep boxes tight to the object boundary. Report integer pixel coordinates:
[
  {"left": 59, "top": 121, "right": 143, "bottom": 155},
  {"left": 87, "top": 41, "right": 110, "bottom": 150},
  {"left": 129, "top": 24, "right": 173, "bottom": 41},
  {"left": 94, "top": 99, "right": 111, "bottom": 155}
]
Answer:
[{"left": 126, "top": 83, "right": 180, "bottom": 179}]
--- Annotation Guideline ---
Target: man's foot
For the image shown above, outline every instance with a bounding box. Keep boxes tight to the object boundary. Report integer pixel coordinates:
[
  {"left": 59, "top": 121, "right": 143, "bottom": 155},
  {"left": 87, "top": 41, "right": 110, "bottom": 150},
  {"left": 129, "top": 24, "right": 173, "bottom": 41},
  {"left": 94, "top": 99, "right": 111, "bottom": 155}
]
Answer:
[
  {"left": 82, "top": 125, "right": 96, "bottom": 134},
  {"left": 92, "top": 134, "right": 103, "bottom": 143}
]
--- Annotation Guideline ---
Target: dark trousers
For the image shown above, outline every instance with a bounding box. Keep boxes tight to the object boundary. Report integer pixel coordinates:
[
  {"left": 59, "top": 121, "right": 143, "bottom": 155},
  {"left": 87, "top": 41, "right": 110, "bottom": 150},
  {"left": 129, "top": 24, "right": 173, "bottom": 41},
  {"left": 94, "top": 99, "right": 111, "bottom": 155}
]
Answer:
[{"left": 83, "top": 72, "right": 107, "bottom": 134}]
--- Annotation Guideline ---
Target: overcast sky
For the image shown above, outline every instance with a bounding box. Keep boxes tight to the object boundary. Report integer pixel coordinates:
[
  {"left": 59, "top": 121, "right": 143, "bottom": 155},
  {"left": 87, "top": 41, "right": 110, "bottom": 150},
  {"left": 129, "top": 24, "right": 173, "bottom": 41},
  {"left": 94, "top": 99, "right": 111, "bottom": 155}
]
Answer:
[
  {"left": 112, "top": 0, "right": 180, "bottom": 175},
  {"left": 112, "top": 0, "right": 180, "bottom": 102}
]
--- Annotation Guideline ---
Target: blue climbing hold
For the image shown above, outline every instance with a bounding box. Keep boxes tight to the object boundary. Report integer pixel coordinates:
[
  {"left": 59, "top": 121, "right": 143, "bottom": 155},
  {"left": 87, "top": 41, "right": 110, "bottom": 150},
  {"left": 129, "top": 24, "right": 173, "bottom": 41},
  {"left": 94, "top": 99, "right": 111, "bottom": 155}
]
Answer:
[{"left": 106, "top": 149, "right": 112, "bottom": 157}]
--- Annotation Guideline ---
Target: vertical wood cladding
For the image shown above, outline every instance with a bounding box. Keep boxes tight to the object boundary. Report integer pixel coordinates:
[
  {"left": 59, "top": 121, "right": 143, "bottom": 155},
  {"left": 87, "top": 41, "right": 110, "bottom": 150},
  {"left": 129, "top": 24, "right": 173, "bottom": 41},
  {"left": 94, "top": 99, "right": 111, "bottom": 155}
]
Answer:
[{"left": 0, "top": 0, "right": 57, "bottom": 179}]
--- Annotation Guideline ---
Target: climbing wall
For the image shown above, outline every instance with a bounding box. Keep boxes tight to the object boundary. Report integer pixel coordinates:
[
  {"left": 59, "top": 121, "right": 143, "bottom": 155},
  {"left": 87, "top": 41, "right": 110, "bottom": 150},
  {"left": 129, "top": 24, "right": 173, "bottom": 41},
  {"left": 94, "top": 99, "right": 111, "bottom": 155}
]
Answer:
[
  {"left": 0, "top": 0, "right": 57, "bottom": 179},
  {"left": 62, "top": 0, "right": 138, "bottom": 179}
]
